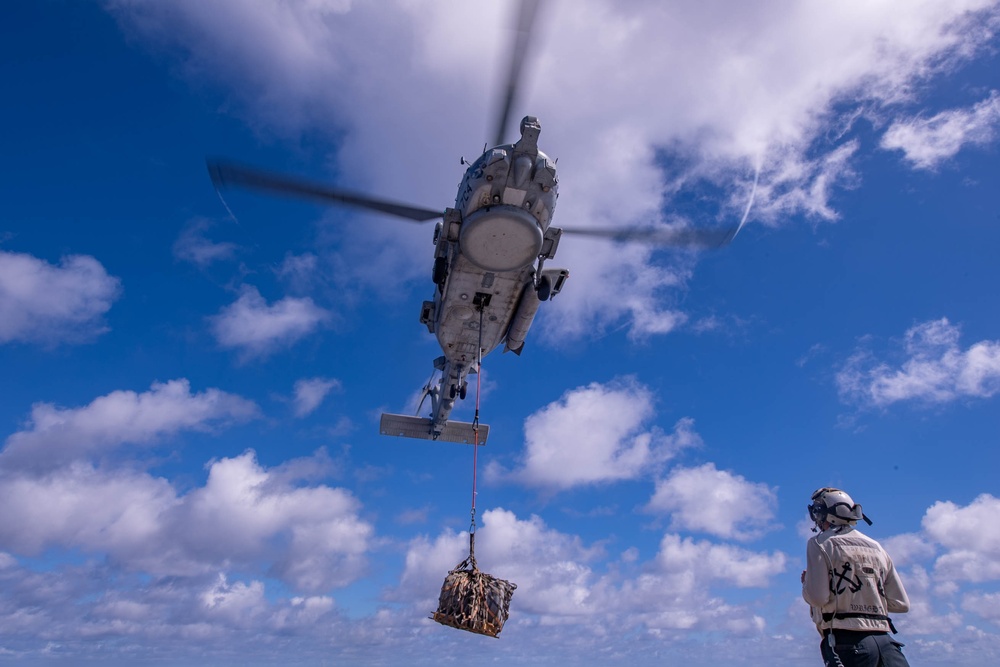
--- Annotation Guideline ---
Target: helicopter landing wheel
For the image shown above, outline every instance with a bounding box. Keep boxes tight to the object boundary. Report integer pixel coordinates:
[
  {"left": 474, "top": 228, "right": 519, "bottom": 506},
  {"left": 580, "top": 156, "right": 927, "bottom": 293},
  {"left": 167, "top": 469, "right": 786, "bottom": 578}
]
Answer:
[{"left": 459, "top": 382, "right": 468, "bottom": 400}]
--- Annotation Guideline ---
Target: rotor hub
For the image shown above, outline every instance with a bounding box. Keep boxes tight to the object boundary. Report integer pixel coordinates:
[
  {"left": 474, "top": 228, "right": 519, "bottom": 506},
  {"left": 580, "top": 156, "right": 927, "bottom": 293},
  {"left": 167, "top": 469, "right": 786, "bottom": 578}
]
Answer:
[{"left": 459, "top": 205, "right": 543, "bottom": 272}]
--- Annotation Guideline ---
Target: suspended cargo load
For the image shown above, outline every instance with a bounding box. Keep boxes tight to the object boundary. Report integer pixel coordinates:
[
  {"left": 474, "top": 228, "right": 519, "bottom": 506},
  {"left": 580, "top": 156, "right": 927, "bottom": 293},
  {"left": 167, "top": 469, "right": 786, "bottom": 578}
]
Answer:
[{"left": 431, "top": 552, "right": 516, "bottom": 638}]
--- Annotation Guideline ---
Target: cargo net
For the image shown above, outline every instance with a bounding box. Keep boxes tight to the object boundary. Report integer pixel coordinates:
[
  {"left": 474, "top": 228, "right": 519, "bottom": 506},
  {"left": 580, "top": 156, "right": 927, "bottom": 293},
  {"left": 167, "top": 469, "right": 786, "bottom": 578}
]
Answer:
[{"left": 431, "top": 552, "right": 516, "bottom": 638}]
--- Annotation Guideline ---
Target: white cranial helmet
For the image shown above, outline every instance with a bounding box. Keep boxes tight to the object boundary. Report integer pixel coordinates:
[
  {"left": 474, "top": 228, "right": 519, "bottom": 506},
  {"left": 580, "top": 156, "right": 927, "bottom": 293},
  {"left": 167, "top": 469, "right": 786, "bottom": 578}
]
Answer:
[{"left": 809, "top": 487, "right": 871, "bottom": 527}]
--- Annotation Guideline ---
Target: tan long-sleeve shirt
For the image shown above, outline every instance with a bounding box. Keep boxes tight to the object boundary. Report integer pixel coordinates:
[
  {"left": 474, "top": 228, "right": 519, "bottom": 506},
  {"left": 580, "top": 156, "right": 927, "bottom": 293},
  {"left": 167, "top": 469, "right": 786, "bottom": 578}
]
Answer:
[{"left": 803, "top": 525, "right": 909, "bottom": 633}]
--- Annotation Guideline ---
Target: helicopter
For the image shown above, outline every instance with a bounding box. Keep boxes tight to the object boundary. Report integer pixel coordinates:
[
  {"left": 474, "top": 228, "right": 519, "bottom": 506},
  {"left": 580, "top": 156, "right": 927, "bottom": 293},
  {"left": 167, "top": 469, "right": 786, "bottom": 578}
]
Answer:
[{"left": 207, "top": 0, "right": 737, "bottom": 445}]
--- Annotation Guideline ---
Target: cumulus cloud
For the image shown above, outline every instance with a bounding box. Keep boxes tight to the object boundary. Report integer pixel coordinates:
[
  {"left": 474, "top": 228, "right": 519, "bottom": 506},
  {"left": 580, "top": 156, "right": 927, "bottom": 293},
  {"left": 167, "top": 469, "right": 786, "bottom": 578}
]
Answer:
[
  {"left": 962, "top": 591, "right": 1000, "bottom": 625},
  {"left": 646, "top": 463, "right": 779, "bottom": 541},
  {"left": 200, "top": 574, "right": 268, "bottom": 626},
  {"left": 0, "top": 250, "right": 122, "bottom": 345},
  {"left": 0, "top": 375, "right": 371, "bottom": 655},
  {"left": 881, "top": 91, "right": 1000, "bottom": 169},
  {"left": 652, "top": 534, "right": 787, "bottom": 592},
  {"left": 0, "top": 450, "right": 372, "bottom": 593},
  {"left": 863, "top": 494, "right": 1000, "bottom": 649},
  {"left": 173, "top": 217, "right": 239, "bottom": 267},
  {"left": 210, "top": 285, "right": 331, "bottom": 359},
  {"left": 0, "top": 558, "right": 354, "bottom": 663},
  {"left": 892, "top": 564, "right": 967, "bottom": 637},
  {"left": 0, "top": 379, "right": 258, "bottom": 472},
  {"left": 0, "top": 462, "right": 179, "bottom": 557},
  {"left": 922, "top": 494, "right": 1000, "bottom": 583},
  {"left": 837, "top": 318, "right": 1000, "bottom": 407},
  {"left": 398, "top": 508, "right": 602, "bottom": 617},
  {"left": 292, "top": 377, "right": 340, "bottom": 417},
  {"left": 488, "top": 378, "right": 701, "bottom": 490},
  {"left": 880, "top": 533, "right": 937, "bottom": 567},
  {"left": 169, "top": 451, "right": 372, "bottom": 591},
  {"left": 396, "top": 508, "right": 786, "bottom": 634},
  {"left": 107, "top": 0, "right": 1000, "bottom": 339}
]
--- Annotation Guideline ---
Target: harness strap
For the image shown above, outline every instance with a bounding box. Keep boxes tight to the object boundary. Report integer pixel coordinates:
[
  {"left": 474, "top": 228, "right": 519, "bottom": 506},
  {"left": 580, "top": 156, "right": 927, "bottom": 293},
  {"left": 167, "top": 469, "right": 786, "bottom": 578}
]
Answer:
[{"left": 822, "top": 612, "right": 898, "bottom": 634}]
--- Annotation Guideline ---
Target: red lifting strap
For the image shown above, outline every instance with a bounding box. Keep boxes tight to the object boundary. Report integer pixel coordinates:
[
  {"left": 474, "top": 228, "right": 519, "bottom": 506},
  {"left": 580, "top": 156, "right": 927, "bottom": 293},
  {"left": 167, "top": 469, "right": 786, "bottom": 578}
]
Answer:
[{"left": 468, "top": 305, "right": 485, "bottom": 561}]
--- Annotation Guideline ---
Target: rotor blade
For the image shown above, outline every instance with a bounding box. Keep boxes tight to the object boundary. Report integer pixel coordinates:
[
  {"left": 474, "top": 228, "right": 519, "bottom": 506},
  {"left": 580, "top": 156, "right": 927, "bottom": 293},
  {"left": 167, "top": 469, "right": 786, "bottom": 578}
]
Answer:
[
  {"left": 559, "top": 224, "right": 740, "bottom": 249},
  {"left": 207, "top": 159, "right": 443, "bottom": 223},
  {"left": 492, "top": 0, "right": 542, "bottom": 147}
]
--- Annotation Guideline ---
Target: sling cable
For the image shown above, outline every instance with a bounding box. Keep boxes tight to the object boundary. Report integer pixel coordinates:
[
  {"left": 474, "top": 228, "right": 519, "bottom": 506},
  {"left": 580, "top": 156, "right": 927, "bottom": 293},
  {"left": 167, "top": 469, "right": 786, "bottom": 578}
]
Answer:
[{"left": 430, "top": 295, "right": 516, "bottom": 637}]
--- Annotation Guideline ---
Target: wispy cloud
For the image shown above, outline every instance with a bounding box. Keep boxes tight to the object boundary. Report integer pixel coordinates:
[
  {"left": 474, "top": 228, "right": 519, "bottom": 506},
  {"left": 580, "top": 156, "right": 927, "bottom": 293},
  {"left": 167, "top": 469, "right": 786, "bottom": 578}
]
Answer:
[
  {"left": 276, "top": 252, "right": 320, "bottom": 293},
  {"left": 836, "top": 318, "right": 1000, "bottom": 407},
  {"left": 173, "top": 217, "right": 239, "bottom": 267},
  {"left": 292, "top": 377, "right": 340, "bottom": 417},
  {"left": 0, "top": 250, "right": 121, "bottom": 345},
  {"left": 881, "top": 91, "right": 1000, "bottom": 170}
]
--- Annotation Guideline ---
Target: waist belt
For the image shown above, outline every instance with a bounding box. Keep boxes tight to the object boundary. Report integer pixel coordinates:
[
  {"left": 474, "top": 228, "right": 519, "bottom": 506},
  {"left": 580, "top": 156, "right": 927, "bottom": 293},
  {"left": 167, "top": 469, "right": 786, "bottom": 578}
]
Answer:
[{"left": 822, "top": 612, "right": 897, "bottom": 634}]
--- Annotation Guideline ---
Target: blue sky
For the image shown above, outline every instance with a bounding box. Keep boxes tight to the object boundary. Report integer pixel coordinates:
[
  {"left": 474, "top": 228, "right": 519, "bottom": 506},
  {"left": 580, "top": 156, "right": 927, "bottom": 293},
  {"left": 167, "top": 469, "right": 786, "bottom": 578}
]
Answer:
[{"left": 1, "top": 1, "right": 999, "bottom": 665}]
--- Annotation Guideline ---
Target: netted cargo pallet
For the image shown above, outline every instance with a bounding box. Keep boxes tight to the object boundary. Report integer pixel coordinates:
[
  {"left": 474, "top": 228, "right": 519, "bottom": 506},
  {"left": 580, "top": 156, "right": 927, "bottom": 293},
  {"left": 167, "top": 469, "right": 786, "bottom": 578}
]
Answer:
[{"left": 431, "top": 555, "right": 516, "bottom": 638}]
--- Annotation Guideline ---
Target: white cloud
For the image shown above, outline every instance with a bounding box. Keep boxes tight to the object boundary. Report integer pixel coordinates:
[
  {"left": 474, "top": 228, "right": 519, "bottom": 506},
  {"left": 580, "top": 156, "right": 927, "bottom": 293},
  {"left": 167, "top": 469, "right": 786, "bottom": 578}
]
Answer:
[
  {"left": 0, "top": 450, "right": 372, "bottom": 594},
  {"left": 173, "top": 217, "right": 239, "bottom": 267},
  {"left": 922, "top": 494, "right": 1000, "bottom": 583},
  {"left": 397, "top": 508, "right": 601, "bottom": 617},
  {"left": 749, "top": 140, "right": 860, "bottom": 222},
  {"left": 893, "top": 564, "right": 966, "bottom": 637},
  {"left": 962, "top": 591, "right": 1000, "bottom": 625},
  {"left": 276, "top": 252, "right": 320, "bottom": 293},
  {"left": 881, "top": 91, "right": 1000, "bottom": 169},
  {"left": 880, "top": 532, "right": 937, "bottom": 567},
  {"left": 869, "top": 495, "right": 1000, "bottom": 644},
  {"left": 292, "top": 377, "right": 340, "bottom": 417},
  {"left": 200, "top": 574, "right": 267, "bottom": 627},
  {"left": 0, "top": 250, "right": 121, "bottom": 345},
  {"left": 0, "top": 558, "right": 351, "bottom": 662},
  {"left": 107, "top": 0, "right": 1000, "bottom": 340},
  {"left": 169, "top": 451, "right": 372, "bottom": 591},
  {"left": 210, "top": 285, "right": 331, "bottom": 359},
  {"left": 646, "top": 463, "right": 779, "bottom": 541},
  {"left": 653, "top": 534, "right": 787, "bottom": 591},
  {"left": 488, "top": 378, "right": 700, "bottom": 490},
  {"left": 396, "top": 508, "right": 787, "bottom": 633},
  {"left": 0, "top": 462, "right": 178, "bottom": 556},
  {"left": 0, "top": 379, "right": 258, "bottom": 471},
  {"left": 837, "top": 318, "right": 1000, "bottom": 407}
]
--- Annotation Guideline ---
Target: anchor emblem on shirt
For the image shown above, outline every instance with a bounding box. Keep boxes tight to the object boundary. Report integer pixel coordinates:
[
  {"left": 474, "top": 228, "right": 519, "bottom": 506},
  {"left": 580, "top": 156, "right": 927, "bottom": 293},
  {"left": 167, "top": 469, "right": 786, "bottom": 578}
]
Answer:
[{"left": 831, "top": 562, "right": 863, "bottom": 594}]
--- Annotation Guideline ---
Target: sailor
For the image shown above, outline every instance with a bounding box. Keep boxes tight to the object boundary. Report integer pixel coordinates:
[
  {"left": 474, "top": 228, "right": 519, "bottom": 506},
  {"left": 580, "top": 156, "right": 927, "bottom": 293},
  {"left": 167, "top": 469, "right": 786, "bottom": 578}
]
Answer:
[{"left": 802, "top": 487, "right": 911, "bottom": 667}]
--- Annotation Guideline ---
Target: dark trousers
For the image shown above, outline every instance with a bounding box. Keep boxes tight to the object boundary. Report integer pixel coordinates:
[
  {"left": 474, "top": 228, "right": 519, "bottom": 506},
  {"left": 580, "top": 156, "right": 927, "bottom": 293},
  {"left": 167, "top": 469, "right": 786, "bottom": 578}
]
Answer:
[{"left": 820, "top": 630, "right": 910, "bottom": 667}]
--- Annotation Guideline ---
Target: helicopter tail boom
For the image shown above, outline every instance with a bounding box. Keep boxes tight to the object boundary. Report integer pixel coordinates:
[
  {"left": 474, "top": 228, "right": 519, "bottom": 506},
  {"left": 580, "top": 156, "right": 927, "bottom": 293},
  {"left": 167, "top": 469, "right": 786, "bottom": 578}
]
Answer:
[{"left": 379, "top": 413, "right": 489, "bottom": 445}]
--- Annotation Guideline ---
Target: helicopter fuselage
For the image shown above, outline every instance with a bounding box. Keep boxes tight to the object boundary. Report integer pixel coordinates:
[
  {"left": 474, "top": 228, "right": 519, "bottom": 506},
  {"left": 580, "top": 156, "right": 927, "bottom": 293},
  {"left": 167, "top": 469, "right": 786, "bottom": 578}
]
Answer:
[
  {"left": 209, "top": 111, "right": 725, "bottom": 444},
  {"left": 402, "top": 117, "right": 569, "bottom": 439}
]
